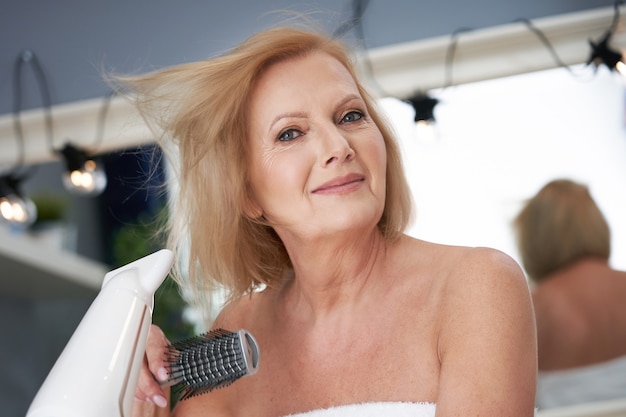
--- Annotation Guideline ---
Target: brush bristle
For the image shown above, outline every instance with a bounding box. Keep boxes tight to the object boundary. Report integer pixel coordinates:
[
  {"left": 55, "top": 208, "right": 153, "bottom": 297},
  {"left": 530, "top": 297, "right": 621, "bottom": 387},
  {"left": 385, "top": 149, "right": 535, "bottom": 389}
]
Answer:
[{"left": 165, "top": 329, "right": 253, "bottom": 400}]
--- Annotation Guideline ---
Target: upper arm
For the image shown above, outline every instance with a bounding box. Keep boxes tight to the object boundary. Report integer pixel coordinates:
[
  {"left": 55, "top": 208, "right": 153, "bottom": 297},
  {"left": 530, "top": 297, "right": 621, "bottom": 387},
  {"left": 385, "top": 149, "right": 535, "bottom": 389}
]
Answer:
[{"left": 436, "top": 248, "right": 537, "bottom": 416}]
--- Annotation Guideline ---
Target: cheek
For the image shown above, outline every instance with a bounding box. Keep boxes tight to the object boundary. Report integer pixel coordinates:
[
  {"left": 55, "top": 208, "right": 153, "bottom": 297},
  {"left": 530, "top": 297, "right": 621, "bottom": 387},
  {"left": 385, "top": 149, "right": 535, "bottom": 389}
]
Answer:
[
  {"left": 365, "top": 133, "right": 389, "bottom": 201},
  {"left": 364, "top": 132, "right": 388, "bottom": 177},
  {"left": 377, "top": 138, "right": 388, "bottom": 169},
  {"left": 248, "top": 148, "right": 309, "bottom": 208}
]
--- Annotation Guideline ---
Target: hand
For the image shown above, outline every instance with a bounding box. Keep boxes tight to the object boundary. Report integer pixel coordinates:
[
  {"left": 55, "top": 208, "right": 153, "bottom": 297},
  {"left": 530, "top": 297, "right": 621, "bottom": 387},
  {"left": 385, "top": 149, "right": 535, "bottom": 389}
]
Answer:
[{"left": 134, "top": 324, "right": 171, "bottom": 409}]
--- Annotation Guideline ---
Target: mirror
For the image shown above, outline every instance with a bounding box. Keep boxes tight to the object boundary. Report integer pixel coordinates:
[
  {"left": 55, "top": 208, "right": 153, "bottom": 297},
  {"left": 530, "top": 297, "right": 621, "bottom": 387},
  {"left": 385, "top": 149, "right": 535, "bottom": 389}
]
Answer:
[{"left": 380, "top": 64, "right": 626, "bottom": 272}]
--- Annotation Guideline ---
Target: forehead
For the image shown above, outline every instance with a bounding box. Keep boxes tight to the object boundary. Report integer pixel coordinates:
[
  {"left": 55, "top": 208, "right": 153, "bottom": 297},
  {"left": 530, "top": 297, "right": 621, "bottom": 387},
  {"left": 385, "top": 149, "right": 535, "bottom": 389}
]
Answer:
[
  {"left": 248, "top": 51, "right": 360, "bottom": 128},
  {"left": 246, "top": 51, "right": 360, "bottom": 138},
  {"left": 263, "top": 50, "right": 353, "bottom": 82}
]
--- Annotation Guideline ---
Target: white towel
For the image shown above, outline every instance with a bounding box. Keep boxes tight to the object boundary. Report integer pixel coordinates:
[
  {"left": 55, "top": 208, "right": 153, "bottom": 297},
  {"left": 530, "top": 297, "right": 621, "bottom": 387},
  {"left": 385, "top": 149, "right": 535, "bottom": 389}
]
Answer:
[
  {"left": 537, "top": 354, "right": 626, "bottom": 409},
  {"left": 282, "top": 402, "right": 436, "bottom": 417}
]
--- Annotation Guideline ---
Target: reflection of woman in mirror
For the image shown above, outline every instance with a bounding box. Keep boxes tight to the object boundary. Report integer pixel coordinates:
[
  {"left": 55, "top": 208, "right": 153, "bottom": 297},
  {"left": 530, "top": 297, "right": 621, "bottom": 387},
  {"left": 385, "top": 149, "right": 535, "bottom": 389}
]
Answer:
[{"left": 515, "top": 178, "right": 626, "bottom": 409}]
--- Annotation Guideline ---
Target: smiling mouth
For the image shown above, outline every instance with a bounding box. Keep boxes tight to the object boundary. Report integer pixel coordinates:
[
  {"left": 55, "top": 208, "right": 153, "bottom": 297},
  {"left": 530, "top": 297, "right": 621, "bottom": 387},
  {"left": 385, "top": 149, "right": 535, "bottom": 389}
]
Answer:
[{"left": 312, "top": 174, "right": 365, "bottom": 194}]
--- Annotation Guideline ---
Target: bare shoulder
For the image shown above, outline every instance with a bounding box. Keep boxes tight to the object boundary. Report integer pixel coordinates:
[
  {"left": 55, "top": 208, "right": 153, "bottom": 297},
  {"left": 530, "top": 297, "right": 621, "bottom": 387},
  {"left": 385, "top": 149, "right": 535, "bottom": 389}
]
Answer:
[
  {"left": 211, "top": 289, "right": 266, "bottom": 331},
  {"left": 400, "top": 237, "right": 528, "bottom": 297},
  {"left": 434, "top": 244, "right": 533, "bottom": 337},
  {"left": 401, "top": 238, "right": 537, "bottom": 415},
  {"left": 397, "top": 237, "right": 534, "bottom": 344},
  {"left": 425, "top": 241, "right": 529, "bottom": 303}
]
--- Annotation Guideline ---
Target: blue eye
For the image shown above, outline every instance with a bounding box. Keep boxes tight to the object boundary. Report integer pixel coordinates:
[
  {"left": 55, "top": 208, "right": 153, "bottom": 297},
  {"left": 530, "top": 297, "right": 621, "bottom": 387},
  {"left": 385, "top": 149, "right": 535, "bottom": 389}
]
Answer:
[
  {"left": 278, "top": 129, "right": 301, "bottom": 142},
  {"left": 341, "top": 111, "right": 364, "bottom": 123}
]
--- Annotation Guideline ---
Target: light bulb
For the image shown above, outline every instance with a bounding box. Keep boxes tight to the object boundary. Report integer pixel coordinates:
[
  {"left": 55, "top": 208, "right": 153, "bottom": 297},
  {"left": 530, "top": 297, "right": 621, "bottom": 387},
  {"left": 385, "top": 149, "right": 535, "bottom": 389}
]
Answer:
[
  {"left": 415, "top": 120, "right": 439, "bottom": 142},
  {"left": 616, "top": 60, "right": 626, "bottom": 77},
  {"left": 59, "top": 143, "right": 107, "bottom": 196},
  {"left": 0, "top": 194, "right": 37, "bottom": 227},
  {"left": 62, "top": 160, "right": 107, "bottom": 195}
]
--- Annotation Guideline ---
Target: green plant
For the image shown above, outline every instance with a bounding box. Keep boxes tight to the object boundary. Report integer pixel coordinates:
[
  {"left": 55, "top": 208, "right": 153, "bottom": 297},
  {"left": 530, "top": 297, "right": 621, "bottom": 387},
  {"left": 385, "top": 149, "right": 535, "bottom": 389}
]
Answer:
[
  {"left": 110, "top": 206, "right": 194, "bottom": 342},
  {"left": 30, "top": 192, "right": 68, "bottom": 223}
]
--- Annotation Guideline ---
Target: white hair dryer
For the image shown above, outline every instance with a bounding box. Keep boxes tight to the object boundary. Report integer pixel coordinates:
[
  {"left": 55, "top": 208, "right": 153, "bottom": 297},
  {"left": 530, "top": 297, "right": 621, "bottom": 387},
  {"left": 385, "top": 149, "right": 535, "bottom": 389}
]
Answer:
[{"left": 26, "top": 249, "right": 174, "bottom": 417}]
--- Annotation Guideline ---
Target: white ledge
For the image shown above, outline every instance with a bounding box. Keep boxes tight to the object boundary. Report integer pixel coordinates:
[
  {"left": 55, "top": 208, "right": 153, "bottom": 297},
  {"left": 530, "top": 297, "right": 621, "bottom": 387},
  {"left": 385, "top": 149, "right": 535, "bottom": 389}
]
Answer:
[
  {"left": 0, "top": 5, "right": 624, "bottom": 168},
  {"left": 361, "top": 5, "right": 626, "bottom": 98},
  {"left": 0, "top": 95, "right": 153, "bottom": 169},
  {"left": 536, "top": 397, "right": 626, "bottom": 417},
  {"left": 0, "top": 225, "right": 108, "bottom": 299}
]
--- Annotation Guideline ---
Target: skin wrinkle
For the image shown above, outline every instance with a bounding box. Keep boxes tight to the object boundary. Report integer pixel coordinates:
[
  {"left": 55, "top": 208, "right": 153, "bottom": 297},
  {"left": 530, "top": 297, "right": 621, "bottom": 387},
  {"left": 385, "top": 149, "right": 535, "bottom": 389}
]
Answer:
[
  {"left": 286, "top": 227, "right": 386, "bottom": 319},
  {"left": 246, "top": 53, "right": 385, "bottom": 249},
  {"left": 129, "top": 29, "right": 536, "bottom": 417}
]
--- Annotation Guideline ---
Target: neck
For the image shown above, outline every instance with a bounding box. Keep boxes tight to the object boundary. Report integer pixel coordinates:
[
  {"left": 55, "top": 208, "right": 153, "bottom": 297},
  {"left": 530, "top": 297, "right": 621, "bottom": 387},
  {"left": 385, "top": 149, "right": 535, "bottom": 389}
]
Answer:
[{"left": 279, "top": 228, "right": 391, "bottom": 322}]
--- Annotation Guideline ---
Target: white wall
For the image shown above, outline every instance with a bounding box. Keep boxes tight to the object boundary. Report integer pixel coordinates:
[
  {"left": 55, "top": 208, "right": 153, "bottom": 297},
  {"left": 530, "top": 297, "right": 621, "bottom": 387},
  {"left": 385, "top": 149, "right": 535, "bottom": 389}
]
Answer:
[{"left": 380, "top": 65, "right": 626, "bottom": 272}]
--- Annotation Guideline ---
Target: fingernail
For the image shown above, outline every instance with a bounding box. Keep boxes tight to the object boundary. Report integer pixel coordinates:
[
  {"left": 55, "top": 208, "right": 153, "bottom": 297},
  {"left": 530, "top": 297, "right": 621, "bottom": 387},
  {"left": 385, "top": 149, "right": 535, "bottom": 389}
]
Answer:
[
  {"left": 157, "top": 367, "right": 168, "bottom": 381},
  {"left": 153, "top": 395, "right": 167, "bottom": 408}
]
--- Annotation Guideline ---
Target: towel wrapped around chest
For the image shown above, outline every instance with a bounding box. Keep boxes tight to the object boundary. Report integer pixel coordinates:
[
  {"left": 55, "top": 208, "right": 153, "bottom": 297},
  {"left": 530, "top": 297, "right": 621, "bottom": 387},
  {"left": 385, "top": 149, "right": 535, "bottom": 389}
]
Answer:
[{"left": 281, "top": 402, "right": 436, "bottom": 417}]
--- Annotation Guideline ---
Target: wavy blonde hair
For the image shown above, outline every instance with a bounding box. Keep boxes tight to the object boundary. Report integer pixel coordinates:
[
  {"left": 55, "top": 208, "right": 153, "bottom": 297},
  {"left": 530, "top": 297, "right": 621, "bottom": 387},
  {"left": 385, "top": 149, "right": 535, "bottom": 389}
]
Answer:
[
  {"left": 514, "top": 179, "right": 610, "bottom": 283},
  {"left": 117, "top": 26, "right": 413, "bottom": 315}
]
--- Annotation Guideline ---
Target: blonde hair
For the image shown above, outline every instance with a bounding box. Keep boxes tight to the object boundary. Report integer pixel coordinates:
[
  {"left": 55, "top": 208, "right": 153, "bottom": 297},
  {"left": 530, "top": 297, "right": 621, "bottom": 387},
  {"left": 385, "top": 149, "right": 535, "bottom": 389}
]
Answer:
[
  {"left": 117, "top": 27, "right": 413, "bottom": 315},
  {"left": 514, "top": 179, "right": 610, "bottom": 283}
]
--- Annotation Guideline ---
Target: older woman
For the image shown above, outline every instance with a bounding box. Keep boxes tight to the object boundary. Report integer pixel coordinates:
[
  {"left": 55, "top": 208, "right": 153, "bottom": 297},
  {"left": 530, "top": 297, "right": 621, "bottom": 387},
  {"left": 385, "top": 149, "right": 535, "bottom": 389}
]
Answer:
[
  {"left": 515, "top": 178, "right": 626, "bottom": 408},
  {"left": 125, "top": 27, "right": 536, "bottom": 417}
]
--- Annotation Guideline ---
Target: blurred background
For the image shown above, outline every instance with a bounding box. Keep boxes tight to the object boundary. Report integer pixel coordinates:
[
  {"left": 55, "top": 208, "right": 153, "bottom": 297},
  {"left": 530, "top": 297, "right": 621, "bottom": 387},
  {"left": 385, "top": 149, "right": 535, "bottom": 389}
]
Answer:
[{"left": 1, "top": 1, "right": 624, "bottom": 415}]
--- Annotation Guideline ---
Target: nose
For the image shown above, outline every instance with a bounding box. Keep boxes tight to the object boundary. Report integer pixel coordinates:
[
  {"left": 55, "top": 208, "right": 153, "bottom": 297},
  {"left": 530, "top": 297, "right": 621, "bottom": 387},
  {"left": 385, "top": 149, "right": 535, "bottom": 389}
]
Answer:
[{"left": 319, "top": 127, "right": 355, "bottom": 167}]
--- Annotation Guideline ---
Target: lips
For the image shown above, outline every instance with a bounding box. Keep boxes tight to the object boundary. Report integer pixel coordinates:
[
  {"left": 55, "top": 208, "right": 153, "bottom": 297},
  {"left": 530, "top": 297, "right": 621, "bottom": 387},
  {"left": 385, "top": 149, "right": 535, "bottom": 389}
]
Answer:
[{"left": 312, "top": 173, "right": 365, "bottom": 194}]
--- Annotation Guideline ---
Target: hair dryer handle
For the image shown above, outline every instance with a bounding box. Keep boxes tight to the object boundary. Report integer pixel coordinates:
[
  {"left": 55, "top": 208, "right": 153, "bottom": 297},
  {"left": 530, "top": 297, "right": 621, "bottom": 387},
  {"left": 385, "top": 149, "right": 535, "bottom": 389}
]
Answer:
[{"left": 26, "top": 249, "right": 175, "bottom": 417}]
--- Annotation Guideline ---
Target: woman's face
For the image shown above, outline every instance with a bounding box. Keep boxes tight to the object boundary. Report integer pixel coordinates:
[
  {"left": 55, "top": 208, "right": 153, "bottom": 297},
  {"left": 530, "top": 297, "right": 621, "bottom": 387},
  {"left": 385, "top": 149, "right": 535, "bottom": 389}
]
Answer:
[{"left": 246, "top": 51, "right": 387, "bottom": 243}]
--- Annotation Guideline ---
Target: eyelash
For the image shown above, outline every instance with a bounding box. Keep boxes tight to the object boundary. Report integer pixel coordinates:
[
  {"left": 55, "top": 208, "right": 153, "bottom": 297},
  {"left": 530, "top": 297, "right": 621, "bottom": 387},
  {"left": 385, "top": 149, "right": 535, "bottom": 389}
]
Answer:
[
  {"left": 277, "top": 129, "right": 301, "bottom": 142},
  {"left": 340, "top": 110, "right": 364, "bottom": 124},
  {"left": 276, "top": 110, "right": 366, "bottom": 142}
]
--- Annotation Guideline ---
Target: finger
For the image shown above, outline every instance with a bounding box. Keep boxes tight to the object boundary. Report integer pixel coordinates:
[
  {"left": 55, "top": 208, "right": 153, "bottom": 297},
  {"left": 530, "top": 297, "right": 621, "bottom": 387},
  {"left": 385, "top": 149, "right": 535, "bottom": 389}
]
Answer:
[
  {"left": 145, "top": 324, "right": 170, "bottom": 382},
  {"left": 135, "top": 354, "right": 169, "bottom": 408}
]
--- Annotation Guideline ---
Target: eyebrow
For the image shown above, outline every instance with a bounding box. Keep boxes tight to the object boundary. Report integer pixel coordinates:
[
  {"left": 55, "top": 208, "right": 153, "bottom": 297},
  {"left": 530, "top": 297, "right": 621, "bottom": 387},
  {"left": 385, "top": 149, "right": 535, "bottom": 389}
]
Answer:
[
  {"left": 268, "top": 111, "right": 307, "bottom": 134},
  {"left": 337, "top": 94, "right": 363, "bottom": 109}
]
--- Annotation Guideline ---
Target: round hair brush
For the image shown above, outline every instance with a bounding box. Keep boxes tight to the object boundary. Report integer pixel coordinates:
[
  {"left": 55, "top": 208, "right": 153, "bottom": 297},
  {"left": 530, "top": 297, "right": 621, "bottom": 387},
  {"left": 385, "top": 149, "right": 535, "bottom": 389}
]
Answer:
[{"left": 162, "top": 328, "right": 260, "bottom": 400}]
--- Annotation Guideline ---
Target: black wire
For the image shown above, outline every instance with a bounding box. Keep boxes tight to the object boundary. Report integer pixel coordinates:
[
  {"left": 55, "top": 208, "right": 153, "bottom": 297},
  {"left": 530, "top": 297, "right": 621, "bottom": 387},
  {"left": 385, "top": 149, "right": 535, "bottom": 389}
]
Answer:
[
  {"left": 514, "top": 17, "right": 583, "bottom": 77},
  {"left": 440, "top": 2, "right": 621, "bottom": 91},
  {"left": 443, "top": 27, "right": 474, "bottom": 90},
  {"left": 9, "top": 49, "right": 55, "bottom": 181},
  {"left": 607, "top": 0, "right": 623, "bottom": 35},
  {"left": 12, "top": 48, "right": 110, "bottom": 174},
  {"left": 332, "top": 0, "right": 370, "bottom": 39},
  {"left": 13, "top": 49, "right": 55, "bottom": 159},
  {"left": 338, "top": 0, "right": 614, "bottom": 98},
  {"left": 596, "top": 0, "right": 622, "bottom": 45},
  {"left": 94, "top": 90, "right": 115, "bottom": 150},
  {"left": 12, "top": 51, "right": 31, "bottom": 172},
  {"left": 350, "top": 0, "right": 369, "bottom": 49},
  {"left": 332, "top": 0, "right": 388, "bottom": 96}
]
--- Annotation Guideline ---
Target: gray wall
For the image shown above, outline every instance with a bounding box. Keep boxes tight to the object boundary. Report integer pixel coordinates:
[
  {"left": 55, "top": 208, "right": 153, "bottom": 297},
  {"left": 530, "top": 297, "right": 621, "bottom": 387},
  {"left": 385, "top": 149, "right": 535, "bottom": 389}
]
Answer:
[
  {"left": 0, "top": 0, "right": 612, "bottom": 114},
  {"left": 0, "top": 295, "right": 93, "bottom": 417}
]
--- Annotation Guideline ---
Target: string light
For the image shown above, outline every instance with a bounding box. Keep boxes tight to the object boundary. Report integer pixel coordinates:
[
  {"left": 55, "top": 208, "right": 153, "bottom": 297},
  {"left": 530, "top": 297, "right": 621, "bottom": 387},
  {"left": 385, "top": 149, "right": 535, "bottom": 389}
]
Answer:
[
  {"left": 407, "top": 93, "right": 438, "bottom": 123},
  {"left": 59, "top": 143, "right": 107, "bottom": 195},
  {"left": 404, "top": 28, "right": 471, "bottom": 142},
  {"left": 57, "top": 90, "right": 112, "bottom": 196},
  {"left": 13, "top": 49, "right": 110, "bottom": 198},
  {"left": 0, "top": 49, "right": 42, "bottom": 228},
  {"left": 406, "top": 93, "right": 439, "bottom": 142},
  {"left": 0, "top": 174, "right": 37, "bottom": 228},
  {"left": 587, "top": 1, "right": 625, "bottom": 75},
  {"left": 588, "top": 25, "right": 625, "bottom": 75}
]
